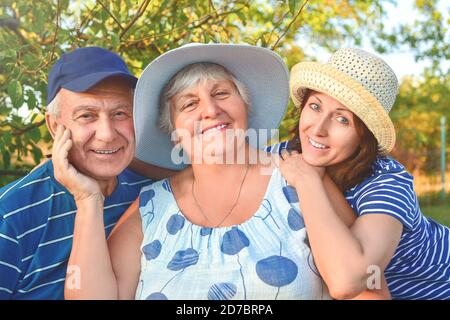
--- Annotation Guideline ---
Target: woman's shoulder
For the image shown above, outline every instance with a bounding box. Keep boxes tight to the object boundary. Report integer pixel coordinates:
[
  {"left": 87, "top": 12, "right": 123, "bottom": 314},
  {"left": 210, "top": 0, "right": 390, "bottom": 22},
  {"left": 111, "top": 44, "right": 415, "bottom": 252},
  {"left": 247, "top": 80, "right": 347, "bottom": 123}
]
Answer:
[
  {"left": 364, "top": 156, "right": 411, "bottom": 183},
  {"left": 371, "top": 156, "right": 407, "bottom": 174},
  {"left": 345, "top": 157, "right": 419, "bottom": 230},
  {"left": 139, "top": 178, "right": 173, "bottom": 207},
  {"left": 140, "top": 178, "right": 168, "bottom": 192},
  {"left": 346, "top": 157, "right": 414, "bottom": 196}
]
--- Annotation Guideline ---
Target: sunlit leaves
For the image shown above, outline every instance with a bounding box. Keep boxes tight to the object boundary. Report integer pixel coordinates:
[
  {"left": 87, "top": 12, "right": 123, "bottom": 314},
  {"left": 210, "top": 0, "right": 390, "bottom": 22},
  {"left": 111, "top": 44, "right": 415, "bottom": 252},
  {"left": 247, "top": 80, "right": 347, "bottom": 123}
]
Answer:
[
  {"left": 7, "top": 80, "right": 23, "bottom": 108},
  {"left": 391, "top": 71, "right": 449, "bottom": 174},
  {"left": 0, "top": 0, "right": 448, "bottom": 186}
]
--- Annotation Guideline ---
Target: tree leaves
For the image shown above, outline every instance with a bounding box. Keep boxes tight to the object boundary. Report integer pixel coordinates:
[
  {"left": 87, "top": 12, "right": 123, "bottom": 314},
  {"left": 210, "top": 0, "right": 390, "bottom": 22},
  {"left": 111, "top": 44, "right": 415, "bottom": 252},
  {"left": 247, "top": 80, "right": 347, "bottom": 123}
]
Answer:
[
  {"left": 7, "top": 80, "right": 23, "bottom": 108},
  {"left": 288, "top": 0, "right": 301, "bottom": 15},
  {"left": 0, "top": 0, "right": 448, "bottom": 186}
]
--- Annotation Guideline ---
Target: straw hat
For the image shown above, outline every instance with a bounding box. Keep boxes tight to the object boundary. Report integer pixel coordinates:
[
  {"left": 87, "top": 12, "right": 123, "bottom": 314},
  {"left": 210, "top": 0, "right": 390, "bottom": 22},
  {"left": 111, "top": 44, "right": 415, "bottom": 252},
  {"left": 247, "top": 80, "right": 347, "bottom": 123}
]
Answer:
[
  {"left": 290, "top": 48, "right": 398, "bottom": 154},
  {"left": 134, "top": 43, "right": 289, "bottom": 170}
]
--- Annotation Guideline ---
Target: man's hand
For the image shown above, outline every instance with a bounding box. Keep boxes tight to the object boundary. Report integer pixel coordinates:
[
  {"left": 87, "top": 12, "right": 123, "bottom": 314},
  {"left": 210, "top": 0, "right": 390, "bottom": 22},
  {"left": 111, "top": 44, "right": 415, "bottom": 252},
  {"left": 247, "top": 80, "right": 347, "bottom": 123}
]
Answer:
[{"left": 52, "top": 124, "right": 103, "bottom": 202}]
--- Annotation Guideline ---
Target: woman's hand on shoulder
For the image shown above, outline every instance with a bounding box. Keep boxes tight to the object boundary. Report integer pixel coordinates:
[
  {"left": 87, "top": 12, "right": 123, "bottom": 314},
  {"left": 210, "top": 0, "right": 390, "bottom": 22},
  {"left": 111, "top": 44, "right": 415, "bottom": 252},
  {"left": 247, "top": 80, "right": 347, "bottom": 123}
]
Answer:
[{"left": 278, "top": 150, "right": 325, "bottom": 189}]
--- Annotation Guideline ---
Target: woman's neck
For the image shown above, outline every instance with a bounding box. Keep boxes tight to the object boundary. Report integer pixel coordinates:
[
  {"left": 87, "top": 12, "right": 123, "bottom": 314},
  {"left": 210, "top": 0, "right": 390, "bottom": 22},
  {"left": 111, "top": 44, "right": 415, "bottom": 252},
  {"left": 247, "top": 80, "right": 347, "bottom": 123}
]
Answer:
[
  {"left": 192, "top": 162, "right": 247, "bottom": 184},
  {"left": 189, "top": 144, "right": 268, "bottom": 186}
]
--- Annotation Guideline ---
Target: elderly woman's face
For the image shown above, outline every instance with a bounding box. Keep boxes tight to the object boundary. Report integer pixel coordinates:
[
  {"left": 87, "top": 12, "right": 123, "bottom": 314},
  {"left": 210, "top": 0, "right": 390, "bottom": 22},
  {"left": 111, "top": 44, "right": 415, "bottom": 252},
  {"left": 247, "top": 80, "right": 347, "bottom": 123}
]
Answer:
[{"left": 170, "top": 79, "right": 248, "bottom": 161}]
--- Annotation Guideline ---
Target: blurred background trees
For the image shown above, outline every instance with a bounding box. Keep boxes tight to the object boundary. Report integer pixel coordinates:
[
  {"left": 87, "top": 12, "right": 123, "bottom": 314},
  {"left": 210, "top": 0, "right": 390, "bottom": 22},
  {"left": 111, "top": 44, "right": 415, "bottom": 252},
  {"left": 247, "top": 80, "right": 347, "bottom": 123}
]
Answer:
[{"left": 1, "top": 0, "right": 449, "bottom": 214}]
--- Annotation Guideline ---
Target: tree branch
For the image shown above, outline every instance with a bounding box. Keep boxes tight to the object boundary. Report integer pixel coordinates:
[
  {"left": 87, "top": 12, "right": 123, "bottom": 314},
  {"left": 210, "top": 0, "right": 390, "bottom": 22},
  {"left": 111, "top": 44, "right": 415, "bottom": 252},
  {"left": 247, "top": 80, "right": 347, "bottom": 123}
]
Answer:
[
  {"left": 0, "top": 6, "right": 27, "bottom": 43},
  {"left": 4, "top": 119, "right": 46, "bottom": 136},
  {"left": 271, "top": 0, "right": 310, "bottom": 50},
  {"left": 267, "top": 10, "right": 291, "bottom": 46},
  {"left": 97, "top": 0, "right": 124, "bottom": 31},
  {"left": 19, "top": 1, "right": 61, "bottom": 76},
  {"left": 119, "top": 0, "right": 152, "bottom": 39},
  {"left": 78, "top": 2, "right": 100, "bottom": 33},
  {"left": 122, "top": 6, "right": 246, "bottom": 47},
  {"left": 0, "top": 18, "right": 19, "bottom": 31},
  {"left": 49, "top": 0, "right": 61, "bottom": 67}
]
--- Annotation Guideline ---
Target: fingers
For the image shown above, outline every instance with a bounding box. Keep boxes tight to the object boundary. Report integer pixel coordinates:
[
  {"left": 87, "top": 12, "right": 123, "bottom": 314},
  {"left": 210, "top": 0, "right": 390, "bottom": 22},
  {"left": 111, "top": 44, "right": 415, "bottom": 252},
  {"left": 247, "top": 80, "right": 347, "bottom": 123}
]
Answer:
[
  {"left": 61, "top": 136, "right": 73, "bottom": 171},
  {"left": 53, "top": 125, "right": 69, "bottom": 155},
  {"left": 280, "top": 148, "right": 289, "bottom": 161}
]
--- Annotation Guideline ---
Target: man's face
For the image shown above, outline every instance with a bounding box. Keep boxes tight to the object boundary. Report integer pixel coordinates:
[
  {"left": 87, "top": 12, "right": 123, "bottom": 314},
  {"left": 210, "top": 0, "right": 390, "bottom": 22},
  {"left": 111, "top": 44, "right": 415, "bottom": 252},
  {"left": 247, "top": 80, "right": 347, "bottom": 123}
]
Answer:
[{"left": 50, "top": 78, "right": 135, "bottom": 181}]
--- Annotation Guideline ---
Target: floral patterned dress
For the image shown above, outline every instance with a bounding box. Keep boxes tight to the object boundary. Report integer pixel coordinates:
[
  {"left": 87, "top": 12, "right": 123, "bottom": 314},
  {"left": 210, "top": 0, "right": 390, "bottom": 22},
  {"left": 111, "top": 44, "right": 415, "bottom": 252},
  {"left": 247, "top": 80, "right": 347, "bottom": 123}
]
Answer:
[{"left": 135, "top": 167, "right": 330, "bottom": 300}]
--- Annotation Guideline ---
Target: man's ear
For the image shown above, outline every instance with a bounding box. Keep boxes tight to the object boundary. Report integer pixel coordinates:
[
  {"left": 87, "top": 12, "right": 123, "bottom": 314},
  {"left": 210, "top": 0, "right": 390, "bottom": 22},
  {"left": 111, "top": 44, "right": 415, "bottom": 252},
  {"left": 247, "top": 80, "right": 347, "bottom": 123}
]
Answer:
[{"left": 45, "top": 113, "right": 59, "bottom": 139}]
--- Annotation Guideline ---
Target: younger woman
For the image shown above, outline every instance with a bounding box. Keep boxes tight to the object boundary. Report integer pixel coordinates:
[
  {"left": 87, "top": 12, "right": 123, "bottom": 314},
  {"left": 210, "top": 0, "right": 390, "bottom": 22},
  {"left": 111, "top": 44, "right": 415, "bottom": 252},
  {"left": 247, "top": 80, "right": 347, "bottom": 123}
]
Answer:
[{"left": 279, "top": 48, "right": 450, "bottom": 300}]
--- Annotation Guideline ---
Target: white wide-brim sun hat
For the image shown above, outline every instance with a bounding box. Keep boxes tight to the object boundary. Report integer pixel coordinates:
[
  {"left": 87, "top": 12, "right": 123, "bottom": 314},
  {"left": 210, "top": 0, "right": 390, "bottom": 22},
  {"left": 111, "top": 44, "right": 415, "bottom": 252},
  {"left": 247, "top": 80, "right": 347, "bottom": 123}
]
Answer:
[{"left": 134, "top": 43, "right": 289, "bottom": 170}]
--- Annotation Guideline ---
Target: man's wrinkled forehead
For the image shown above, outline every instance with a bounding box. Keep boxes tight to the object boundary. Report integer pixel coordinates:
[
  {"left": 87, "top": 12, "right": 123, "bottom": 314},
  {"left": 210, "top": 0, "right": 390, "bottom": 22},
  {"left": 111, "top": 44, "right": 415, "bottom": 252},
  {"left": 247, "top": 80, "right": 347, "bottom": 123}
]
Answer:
[
  {"left": 88, "top": 76, "right": 134, "bottom": 97},
  {"left": 56, "top": 81, "right": 134, "bottom": 117}
]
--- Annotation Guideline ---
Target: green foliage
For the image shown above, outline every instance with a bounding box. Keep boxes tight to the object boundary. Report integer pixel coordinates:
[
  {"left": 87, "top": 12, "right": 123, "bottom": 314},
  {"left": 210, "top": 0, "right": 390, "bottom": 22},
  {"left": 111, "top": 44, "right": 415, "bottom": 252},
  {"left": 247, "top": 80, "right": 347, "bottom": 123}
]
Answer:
[
  {"left": 0, "top": 0, "right": 448, "bottom": 188},
  {"left": 419, "top": 191, "right": 450, "bottom": 226},
  {"left": 373, "top": 0, "right": 449, "bottom": 75},
  {"left": 0, "top": 0, "right": 389, "bottom": 186},
  {"left": 390, "top": 70, "right": 450, "bottom": 173},
  {"left": 422, "top": 204, "right": 450, "bottom": 226}
]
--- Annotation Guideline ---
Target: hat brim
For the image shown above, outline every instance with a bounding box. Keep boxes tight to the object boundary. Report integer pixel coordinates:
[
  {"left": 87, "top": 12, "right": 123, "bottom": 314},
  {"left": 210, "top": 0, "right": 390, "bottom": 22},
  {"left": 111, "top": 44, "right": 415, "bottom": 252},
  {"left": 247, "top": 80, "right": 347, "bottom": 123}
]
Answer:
[
  {"left": 290, "top": 62, "right": 396, "bottom": 155},
  {"left": 134, "top": 44, "right": 289, "bottom": 170},
  {"left": 62, "top": 71, "right": 138, "bottom": 93}
]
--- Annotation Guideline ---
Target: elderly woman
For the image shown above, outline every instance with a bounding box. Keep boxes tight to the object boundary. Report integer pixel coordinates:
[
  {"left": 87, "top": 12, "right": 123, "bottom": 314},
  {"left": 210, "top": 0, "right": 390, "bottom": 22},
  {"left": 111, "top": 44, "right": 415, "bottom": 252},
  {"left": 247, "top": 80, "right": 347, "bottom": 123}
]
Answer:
[{"left": 56, "top": 44, "right": 353, "bottom": 300}]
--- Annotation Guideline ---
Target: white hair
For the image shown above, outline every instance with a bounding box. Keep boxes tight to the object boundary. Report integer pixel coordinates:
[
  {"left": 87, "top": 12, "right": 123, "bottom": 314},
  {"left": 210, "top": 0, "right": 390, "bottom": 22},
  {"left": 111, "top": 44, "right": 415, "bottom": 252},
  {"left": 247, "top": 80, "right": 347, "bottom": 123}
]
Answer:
[
  {"left": 159, "top": 62, "right": 252, "bottom": 134},
  {"left": 46, "top": 92, "right": 61, "bottom": 117}
]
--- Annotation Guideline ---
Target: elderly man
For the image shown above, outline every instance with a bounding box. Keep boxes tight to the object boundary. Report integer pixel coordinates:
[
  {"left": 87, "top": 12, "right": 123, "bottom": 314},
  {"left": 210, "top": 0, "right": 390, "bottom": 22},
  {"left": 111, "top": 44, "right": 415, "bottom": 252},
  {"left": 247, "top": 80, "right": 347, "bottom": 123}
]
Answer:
[{"left": 0, "top": 47, "right": 162, "bottom": 299}]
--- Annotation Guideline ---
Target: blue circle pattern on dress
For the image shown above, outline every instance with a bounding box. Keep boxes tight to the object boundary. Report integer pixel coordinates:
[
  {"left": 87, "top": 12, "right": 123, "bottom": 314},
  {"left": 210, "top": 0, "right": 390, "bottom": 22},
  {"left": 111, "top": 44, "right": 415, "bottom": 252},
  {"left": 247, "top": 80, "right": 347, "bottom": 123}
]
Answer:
[
  {"left": 208, "top": 282, "right": 237, "bottom": 300},
  {"left": 142, "top": 240, "right": 162, "bottom": 260},
  {"left": 220, "top": 227, "right": 250, "bottom": 255},
  {"left": 200, "top": 227, "right": 212, "bottom": 236},
  {"left": 282, "top": 186, "right": 298, "bottom": 203},
  {"left": 166, "top": 214, "right": 185, "bottom": 235},
  {"left": 140, "top": 189, "right": 155, "bottom": 208},
  {"left": 255, "top": 255, "right": 298, "bottom": 287},
  {"left": 136, "top": 170, "right": 324, "bottom": 300},
  {"left": 167, "top": 248, "right": 200, "bottom": 271},
  {"left": 146, "top": 292, "right": 168, "bottom": 300},
  {"left": 287, "top": 208, "right": 305, "bottom": 231}
]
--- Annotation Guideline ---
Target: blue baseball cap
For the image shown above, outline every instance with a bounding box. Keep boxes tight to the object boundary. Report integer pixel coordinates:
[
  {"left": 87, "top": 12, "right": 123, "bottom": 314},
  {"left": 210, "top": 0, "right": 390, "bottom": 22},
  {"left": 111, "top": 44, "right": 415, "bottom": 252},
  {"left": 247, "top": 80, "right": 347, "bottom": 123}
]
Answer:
[{"left": 46, "top": 46, "right": 137, "bottom": 105}]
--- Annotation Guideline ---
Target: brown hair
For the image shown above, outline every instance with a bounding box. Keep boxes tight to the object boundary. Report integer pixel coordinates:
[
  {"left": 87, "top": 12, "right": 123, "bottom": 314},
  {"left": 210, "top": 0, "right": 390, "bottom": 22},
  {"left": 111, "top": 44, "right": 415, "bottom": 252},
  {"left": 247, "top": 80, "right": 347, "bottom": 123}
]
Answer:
[{"left": 288, "top": 89, "right": 378, "bottom": 192}]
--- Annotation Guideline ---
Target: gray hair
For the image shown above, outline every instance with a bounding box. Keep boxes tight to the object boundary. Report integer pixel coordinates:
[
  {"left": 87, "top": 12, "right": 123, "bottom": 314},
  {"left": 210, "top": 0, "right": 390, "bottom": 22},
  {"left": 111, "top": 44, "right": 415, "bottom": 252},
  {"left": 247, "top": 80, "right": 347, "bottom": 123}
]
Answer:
[
  {"left": 46, "top": 92, "right": 61, "bottom": 117},
  {"left": 159, "top": 62, "right": 252, "bottom": 134}
]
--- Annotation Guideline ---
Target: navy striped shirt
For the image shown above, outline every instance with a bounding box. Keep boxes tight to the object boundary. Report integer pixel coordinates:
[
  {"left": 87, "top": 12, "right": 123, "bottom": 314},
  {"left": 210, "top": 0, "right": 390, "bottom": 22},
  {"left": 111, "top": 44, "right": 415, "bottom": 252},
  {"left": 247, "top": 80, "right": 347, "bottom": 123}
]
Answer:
[
  {"left": 267, "top": 142, "right": 450, "bottom": 300},
  {"left": 345, "top": 157, "right": 449, "bottom": 300},
  {"left": 0, "top": 160, "right": 151, "bottom": 299}
]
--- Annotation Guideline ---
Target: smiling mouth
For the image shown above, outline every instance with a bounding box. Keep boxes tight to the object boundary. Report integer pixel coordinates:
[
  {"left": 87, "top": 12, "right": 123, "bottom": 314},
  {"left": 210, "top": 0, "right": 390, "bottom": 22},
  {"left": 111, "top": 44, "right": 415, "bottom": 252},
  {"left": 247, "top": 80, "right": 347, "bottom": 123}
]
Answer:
[
  {"left": 202, "top": 123, "right": 229, "bottom": 135},
  {"left": 308, "top": 137, "right": 328, "bottom": 149},
  {"left": 92, "top": 147, "right": 122, "bottom": 155}
]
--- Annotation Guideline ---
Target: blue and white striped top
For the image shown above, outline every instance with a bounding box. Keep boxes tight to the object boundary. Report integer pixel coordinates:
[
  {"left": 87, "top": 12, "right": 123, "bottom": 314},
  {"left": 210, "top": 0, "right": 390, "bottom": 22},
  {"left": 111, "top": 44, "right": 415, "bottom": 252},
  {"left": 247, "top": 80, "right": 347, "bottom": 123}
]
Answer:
[
  {"left": 267, "top": 142, "right": 450, "bottom": 300},
  {"left": 0, "top": 160, "right": 151, "bottom": 299},
  {"left": 344, "top": 157, "right": 449, "bottom": 300}
]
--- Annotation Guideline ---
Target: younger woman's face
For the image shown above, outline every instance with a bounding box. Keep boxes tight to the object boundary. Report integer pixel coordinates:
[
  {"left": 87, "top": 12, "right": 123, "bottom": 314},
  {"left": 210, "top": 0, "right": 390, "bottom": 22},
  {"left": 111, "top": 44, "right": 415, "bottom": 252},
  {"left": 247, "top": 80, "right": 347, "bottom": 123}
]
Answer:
[{"left": 299, "top": 91, "right": 361, "bottom": 167}]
